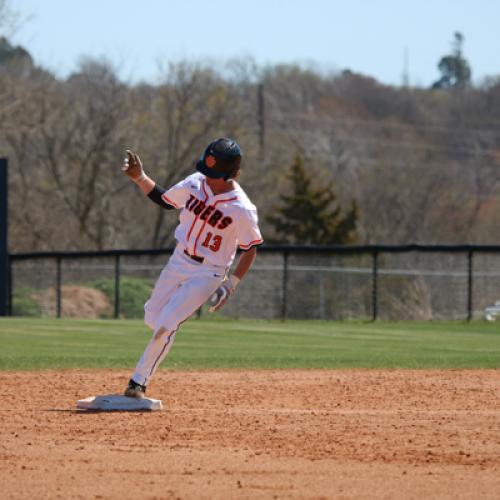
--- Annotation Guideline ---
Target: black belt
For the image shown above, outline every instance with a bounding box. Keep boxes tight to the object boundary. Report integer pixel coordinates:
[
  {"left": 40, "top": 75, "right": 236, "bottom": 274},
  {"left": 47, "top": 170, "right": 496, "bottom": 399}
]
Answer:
[{"left": 184, "top": 249, "right": 204, "bottom": 263}]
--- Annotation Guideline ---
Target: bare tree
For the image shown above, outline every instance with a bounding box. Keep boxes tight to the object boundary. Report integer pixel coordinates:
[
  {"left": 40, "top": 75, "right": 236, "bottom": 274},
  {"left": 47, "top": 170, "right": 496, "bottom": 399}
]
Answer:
[
  {"left": 0, "top": 0, "right": 18, "bottom": 35},
  {"left": 5, "top": 54, "right": 500, "bottom": 251},
  {"left": 7, "top": 59, "right": 132, "bottom": 250},
  {"left": 128, "top": 61, "right": 244, "bottom": 248}
]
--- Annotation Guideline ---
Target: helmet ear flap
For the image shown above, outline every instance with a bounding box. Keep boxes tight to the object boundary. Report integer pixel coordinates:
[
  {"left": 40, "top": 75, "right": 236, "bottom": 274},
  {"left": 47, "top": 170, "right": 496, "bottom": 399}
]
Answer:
[{"left": 224, "top": 158, "right": 241, "bottom": 180}]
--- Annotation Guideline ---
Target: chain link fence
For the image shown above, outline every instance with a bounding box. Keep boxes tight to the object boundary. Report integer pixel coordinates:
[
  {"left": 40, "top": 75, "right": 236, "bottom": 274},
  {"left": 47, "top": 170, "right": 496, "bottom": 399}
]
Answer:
[{"left": 8, "top": 245, "right": 500, "bottom": 321}]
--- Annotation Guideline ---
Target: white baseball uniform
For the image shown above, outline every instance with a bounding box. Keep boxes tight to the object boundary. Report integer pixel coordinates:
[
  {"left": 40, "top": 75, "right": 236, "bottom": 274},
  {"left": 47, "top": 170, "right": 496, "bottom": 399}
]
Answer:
[{"left": 130, "top": 172, "right": 263, "bottom": 386}]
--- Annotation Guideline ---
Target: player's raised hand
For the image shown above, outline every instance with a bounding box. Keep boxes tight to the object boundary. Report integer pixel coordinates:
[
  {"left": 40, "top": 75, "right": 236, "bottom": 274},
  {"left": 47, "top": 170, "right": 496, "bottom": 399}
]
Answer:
[{"left": 122, "top": 150, "right": 146, "bottom": 181}]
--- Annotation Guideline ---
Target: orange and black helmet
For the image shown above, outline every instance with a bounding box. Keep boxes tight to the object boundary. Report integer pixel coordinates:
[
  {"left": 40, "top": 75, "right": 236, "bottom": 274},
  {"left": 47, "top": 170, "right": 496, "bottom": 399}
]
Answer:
[{"left": 196, "top": 138, "right": 242, "bottom": 180}]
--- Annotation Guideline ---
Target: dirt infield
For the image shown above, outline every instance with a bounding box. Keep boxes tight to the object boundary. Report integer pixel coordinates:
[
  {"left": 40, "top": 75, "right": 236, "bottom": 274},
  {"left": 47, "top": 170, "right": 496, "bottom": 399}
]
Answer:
[{"left": 1, "top": 369, "right": 499, "bottom": 499}]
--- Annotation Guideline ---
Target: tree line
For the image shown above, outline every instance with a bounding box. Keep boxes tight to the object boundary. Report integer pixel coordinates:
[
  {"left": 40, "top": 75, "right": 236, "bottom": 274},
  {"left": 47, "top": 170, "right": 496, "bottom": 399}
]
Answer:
[{"left": 1, "top": 33, "right": 499, "bottom": 252}]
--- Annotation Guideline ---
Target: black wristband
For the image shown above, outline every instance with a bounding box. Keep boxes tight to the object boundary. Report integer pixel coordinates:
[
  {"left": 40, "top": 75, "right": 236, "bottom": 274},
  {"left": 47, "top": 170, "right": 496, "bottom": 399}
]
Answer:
[{"left": 147, "top": 184, "right": 174, "bottom": 210}]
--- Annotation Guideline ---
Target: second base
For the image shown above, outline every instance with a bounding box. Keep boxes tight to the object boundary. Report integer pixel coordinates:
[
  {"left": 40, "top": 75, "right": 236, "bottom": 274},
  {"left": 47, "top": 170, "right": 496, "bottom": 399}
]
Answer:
[{"left": 77, "top": 394, "right": 163, "bottom": 411}]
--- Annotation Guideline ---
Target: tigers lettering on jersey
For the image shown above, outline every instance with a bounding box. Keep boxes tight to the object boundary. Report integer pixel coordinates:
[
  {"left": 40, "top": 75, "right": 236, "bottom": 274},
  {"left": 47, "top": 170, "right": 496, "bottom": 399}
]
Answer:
[
  {"left": 164, "top": 172, "right": 263, "bottom": 267},
  {"left": 185, "top": 194, "right": 233, "bottom": 230}
]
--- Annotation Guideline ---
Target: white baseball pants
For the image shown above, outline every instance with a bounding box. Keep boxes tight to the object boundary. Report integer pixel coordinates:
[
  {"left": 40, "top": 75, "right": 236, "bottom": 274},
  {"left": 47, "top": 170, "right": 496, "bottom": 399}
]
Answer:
[{"left": 131, "top": 247, "right": 225, "bottom": 386}]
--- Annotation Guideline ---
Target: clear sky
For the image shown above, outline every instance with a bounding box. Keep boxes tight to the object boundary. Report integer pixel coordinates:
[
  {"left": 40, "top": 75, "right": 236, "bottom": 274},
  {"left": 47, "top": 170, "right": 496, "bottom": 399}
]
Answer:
[{"left": 8, "top": 0, "right": 500, "bottom": 87}]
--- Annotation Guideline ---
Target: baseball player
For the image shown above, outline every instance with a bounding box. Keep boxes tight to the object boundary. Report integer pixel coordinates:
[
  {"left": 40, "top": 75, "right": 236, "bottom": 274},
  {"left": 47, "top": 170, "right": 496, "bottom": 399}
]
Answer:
[{"left": 121, "top": 138, "right": 263, "bottom": 398}]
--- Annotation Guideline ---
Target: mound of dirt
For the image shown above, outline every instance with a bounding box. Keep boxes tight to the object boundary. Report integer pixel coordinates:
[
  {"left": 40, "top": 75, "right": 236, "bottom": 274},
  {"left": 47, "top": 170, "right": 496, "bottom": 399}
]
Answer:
[{"left": 34, "top": 285, "right": 112, "bottom": 318}]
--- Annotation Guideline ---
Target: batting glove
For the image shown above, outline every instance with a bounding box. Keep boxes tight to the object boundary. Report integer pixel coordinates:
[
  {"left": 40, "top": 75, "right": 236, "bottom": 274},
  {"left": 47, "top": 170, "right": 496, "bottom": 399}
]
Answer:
[
  {"left": 122, "top": 150, "right": 146, "bottom": 182},
  {"left": 208, "top": 275, "right": 240, "bottom": 312}
]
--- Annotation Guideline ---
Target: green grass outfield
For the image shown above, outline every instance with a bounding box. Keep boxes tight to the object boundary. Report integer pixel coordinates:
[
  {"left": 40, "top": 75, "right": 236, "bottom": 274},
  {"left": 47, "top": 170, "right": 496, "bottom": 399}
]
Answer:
[{"left": 0, "top": 317, "right": 499, "bottom": 370}]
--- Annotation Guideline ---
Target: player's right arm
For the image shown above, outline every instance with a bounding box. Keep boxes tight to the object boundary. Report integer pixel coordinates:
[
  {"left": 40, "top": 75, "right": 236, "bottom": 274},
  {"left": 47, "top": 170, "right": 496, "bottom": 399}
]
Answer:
[{"left": 122, "top": 150, "right": 174, "bottom": 210}]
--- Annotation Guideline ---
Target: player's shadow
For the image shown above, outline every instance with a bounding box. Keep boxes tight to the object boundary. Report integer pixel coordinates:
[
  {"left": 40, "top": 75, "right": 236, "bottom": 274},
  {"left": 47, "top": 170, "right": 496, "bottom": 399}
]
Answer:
[{"left": 45, "top": 408, "right": 155, "bottom": 414}]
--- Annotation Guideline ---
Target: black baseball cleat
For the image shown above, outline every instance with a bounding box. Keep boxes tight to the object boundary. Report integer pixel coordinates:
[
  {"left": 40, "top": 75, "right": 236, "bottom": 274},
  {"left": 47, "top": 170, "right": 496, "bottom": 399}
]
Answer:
[{"left": 124, "top": 379, "right": 147, "bottom": 398}]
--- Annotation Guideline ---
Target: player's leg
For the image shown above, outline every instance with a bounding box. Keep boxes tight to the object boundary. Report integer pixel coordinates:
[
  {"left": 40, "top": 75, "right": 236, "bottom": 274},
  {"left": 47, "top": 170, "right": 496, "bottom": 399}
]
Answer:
[
  {"left": 143, "top": 259, "right": 184, "bottom": 330},
  {"left": 126, "top": 272, "right": 221, "bottom": 396},
  {"left": 124, "top": 254, "right": 184, "bottom": 397},
  {"left": 124, "top": 328, "right": 177, "bottom": 397},
  {"left": 154, "top": 273, "right": 221, "bottom": 333}
]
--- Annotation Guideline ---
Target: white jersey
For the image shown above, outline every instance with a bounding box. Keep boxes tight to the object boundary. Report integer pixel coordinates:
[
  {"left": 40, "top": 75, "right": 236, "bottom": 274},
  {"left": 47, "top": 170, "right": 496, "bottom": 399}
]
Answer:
[{"left": 161, "top": 173, "right": 263, "bottom": 267}]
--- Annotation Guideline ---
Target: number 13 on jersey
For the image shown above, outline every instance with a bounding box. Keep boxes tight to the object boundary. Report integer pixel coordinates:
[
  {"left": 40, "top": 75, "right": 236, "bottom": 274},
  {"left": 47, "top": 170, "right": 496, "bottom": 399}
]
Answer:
[{"left": 201, "top": 232, "right": 222, "bottom": 252}]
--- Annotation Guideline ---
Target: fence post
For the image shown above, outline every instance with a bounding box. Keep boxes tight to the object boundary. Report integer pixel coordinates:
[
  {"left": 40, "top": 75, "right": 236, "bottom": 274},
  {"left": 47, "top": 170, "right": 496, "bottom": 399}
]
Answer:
[
  {"left": 56, "top": 256, "right": 62, "bottom": 318},
  {"left": 371, "top": 251, "right": 379, "bottom": 321},
  {"left": 319, "top": 272, "right": 325, "bottom": 320},
  {"left": 7, "top": 258, "right": 12, "bottom": 316},
  {"left": 0, "top": 158, "right": 7, "bottom": 316},
  {"left": 282, "top": 250, "right": 289, "bottom": 320},
  {"left": 114, "top": 254, "right": 121, "bottom": 319},
  {"left": 257, "top": 83, "right": 265, "bottom": 158},
  {"left": 467, "top": 250, "right": 473, "bottom": 321}
]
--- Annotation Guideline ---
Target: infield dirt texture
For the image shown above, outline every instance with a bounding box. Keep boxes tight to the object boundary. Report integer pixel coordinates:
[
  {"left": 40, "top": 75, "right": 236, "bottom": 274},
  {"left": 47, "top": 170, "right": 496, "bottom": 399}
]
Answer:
[{"left": 1, "top": 318, "right": 499, "bottom": 499}]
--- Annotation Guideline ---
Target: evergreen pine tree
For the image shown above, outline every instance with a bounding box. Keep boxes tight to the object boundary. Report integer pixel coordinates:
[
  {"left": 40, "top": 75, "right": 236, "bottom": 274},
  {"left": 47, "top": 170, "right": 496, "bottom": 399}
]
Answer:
[
  {"left": 267, "top": 155, "right": 358, "bottom": 244},
  {"left": 432, "top": 32, "right": 472, "bottom": 89}
]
